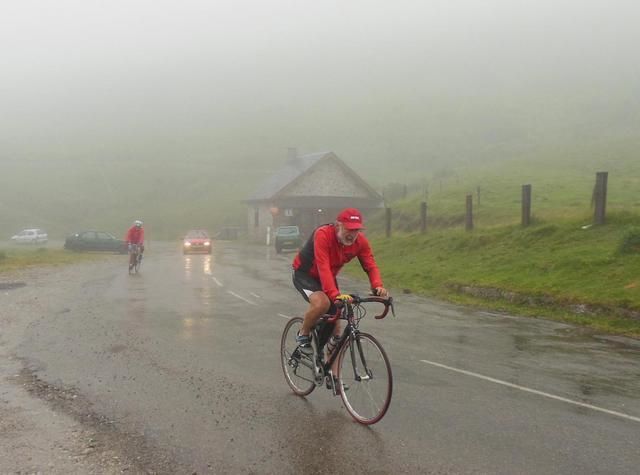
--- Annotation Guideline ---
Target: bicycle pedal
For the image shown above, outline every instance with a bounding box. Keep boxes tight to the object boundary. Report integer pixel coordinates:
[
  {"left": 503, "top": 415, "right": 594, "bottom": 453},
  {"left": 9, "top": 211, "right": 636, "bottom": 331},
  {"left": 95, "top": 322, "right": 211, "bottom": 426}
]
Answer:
[{"left": 291, "top": 348, "right": 305, "bottom": 362}]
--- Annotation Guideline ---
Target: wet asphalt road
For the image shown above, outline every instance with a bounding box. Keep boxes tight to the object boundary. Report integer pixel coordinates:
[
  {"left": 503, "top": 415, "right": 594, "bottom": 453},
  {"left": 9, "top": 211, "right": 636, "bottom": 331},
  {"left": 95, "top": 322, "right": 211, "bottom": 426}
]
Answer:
[{"left": 5, "top": 241, "right": 640, "bottom": 474}]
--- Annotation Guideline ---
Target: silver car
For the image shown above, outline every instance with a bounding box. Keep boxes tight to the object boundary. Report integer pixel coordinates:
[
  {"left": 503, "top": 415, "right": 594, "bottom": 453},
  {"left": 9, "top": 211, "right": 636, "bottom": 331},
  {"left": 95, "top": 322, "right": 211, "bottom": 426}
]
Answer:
[{"left": 11, "top": 228, "right": 48, "bottom": 244}]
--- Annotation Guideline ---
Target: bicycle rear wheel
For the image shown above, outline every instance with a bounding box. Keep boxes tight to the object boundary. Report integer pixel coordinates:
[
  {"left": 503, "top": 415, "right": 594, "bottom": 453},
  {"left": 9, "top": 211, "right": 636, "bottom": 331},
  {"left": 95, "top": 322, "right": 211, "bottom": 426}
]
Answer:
[
  {"left": 337, "top": 332, "right": 392, "bottom": 425},
  {"left": 281, "top": 317, "right": 316, "bottom": 396}
]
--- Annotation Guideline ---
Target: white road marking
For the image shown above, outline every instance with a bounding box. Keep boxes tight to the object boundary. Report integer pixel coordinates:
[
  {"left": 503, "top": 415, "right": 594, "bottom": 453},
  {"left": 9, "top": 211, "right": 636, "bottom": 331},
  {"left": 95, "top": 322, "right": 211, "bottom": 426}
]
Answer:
[
  {"left": 226, "top": 290, "right": 257, "bottom": 306},
  {"left": 420, "top": 359, "right": 640, "bottom": 424},
  {"left": 212, "top": 277, "right": 223, "bottom": 287},
  {"left": 278, "top": 313, "right": 293, "bottom": 319},
  {"left": 249, "top": 292, "right": 261, "bottom": 299}
]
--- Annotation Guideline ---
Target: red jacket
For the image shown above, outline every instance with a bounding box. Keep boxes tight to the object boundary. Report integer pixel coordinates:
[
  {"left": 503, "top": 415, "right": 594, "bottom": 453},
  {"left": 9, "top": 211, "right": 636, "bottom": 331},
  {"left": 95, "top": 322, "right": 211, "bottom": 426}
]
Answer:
[
  {"left": 293, "top": 224, "right": 383, "bottom": 300},
  {"left": 125, "top": 226, "right": 144, "bottom": 244}
]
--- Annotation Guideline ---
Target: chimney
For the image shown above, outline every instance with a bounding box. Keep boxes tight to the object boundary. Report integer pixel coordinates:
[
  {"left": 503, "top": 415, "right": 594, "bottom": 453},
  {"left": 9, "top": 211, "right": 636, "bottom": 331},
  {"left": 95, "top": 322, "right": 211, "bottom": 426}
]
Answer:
[{"left": 287, "top": 147, "right": 298, "bottom": 163}]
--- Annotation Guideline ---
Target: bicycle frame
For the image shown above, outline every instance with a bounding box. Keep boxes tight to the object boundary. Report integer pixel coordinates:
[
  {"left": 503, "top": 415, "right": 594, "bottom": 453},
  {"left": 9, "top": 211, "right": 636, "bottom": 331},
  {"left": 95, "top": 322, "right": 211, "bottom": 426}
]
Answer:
[
  {"left": 316, "top": 311, "right": 353, "bottom": 372},
  {"left": 128, "top": 244, "right": 142, "bottom": 273},
  {"left": 311, "top": 295, "right": 394, "bottom": 386}
]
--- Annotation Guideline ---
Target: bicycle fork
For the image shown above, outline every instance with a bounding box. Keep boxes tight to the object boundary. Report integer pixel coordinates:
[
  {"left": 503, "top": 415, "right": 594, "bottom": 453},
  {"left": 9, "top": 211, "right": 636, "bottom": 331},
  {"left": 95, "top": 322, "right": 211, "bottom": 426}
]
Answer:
[{"left": 350, "top": 334, "right": 373, "bottom": 382}]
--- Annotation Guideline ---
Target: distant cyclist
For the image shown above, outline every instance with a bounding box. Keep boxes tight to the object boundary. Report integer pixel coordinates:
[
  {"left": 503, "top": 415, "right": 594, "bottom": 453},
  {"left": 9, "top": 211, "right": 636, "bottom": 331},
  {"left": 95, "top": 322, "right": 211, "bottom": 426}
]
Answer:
[
  {"left": 125, "top": 220, "right": 145, "bottom": 270},
  {"left": 292, "top": 208, "right": 389, "bottom": 357}
]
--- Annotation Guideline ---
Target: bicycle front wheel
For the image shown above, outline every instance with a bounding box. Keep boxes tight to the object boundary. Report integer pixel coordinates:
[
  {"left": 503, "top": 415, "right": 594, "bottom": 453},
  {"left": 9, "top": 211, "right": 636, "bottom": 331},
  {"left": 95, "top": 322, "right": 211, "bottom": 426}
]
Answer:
[
  {"left": 337, "top": 332, "right": 392, "bottom": 425},
  {"left": 281, "top": 317, "right": 316, "bottom": 396},
  {"left": 134, "top": 254, "right": 142, "bottom": 273},
  {"left": 128, "top": 254, "right": 135, "bottom": 274}
]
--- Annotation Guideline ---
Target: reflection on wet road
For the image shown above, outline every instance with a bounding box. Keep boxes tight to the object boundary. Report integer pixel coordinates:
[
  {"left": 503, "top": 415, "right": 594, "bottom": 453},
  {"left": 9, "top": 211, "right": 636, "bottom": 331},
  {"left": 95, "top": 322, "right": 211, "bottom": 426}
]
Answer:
[
  {"left": 183, "top": 253, "right": 213, "bottom": 278},
  {"left": 181, "top": 254, "right": 215, "bottom": 339}
]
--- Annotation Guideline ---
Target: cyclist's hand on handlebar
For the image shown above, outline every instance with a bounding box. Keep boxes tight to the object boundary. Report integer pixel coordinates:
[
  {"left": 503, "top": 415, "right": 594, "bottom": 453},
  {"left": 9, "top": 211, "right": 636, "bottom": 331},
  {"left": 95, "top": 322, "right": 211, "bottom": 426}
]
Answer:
[
  {"left": 373, "top": 287, "right": 389, "bottom": 298},
  {"left": 334, "top": 294, "right": 353, "bottom": 305}
]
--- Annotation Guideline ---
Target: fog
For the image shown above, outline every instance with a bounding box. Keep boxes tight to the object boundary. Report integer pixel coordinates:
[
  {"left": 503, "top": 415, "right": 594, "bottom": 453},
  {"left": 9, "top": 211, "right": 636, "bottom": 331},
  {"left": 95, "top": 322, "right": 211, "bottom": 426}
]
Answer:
[{"left": 1, "top": 0, "right": 639, "bottom": 234}]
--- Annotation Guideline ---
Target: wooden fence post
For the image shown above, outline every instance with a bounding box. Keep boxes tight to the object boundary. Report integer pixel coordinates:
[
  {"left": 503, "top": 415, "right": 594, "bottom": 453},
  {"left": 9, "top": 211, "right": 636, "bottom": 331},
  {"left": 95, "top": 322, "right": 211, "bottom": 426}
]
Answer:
[
  {"left": 522, "top": 184, "right": 532, "bottom": 227},
  {"left": 594, "top": 171, "right": 608, "bottom": 225},
  {"left": 420, "top": 201, "right": 427, "bottom": 234},
  {"left": 385, "top": 207, "right": 392, "bottom": 238},
  {"left": 465, "top": 194, "right": 473, "bottom": 231}
]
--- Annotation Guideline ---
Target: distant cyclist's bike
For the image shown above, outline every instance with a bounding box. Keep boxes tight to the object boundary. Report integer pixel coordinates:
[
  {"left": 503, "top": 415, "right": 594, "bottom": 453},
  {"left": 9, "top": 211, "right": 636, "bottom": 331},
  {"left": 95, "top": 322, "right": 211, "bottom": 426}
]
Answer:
[
  {"left": 128, "top": 244, "right": 142, "bottom": 274},
  {"left": 281, "top": 295, "right": 395, "bottom": 425}
]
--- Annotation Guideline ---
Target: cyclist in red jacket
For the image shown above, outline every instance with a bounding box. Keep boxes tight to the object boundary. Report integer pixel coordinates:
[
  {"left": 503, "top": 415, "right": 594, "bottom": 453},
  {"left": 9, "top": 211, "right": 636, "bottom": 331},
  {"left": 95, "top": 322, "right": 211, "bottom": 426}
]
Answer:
[
  {"left": 292, "top": 208, "right": 389, "bottom": 358},
  {"left": 126, "top": 220, "right": 145, "bottom": 247},
  {"left": 125, "top": 220, "right": 145, "bottom": 261}
]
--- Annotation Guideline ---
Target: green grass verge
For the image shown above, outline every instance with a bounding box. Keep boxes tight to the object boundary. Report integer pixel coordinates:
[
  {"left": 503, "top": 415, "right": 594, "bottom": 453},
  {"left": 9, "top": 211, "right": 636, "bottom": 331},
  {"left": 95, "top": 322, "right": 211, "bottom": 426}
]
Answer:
[
  {"left": 356, "top": 145, "right": 640, "bottom": 337},
  {"left": 347, "top": 215, "right": 640, "bottom": 337},
  {"left": 0, "top": 247, "right": 106, "bottom": 274}
]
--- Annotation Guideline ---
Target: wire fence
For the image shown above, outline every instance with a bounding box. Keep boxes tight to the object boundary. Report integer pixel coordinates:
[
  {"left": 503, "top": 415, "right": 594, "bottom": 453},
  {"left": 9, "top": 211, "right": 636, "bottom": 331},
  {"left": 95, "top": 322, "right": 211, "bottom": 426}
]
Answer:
[{"left": 378, "top": 171, "right": 635, "bottom": 236}]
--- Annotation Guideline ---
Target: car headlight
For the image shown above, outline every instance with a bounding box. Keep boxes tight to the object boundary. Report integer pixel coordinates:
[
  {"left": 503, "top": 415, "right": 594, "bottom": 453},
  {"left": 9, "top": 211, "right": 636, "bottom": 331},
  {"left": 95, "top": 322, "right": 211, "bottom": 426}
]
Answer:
[
  {"left": 204, "top": 241, "right": 210, "bottom": 246},
  {"left": 184, "top": 242, "right": 191, "bottom": 246}
]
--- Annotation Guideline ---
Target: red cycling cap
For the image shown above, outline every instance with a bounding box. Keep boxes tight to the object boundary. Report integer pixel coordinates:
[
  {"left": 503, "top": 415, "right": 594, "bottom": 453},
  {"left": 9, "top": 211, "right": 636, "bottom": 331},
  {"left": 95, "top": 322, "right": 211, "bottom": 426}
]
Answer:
[{"left": 336, "top": 208, "right": 365, "bottom": 230}]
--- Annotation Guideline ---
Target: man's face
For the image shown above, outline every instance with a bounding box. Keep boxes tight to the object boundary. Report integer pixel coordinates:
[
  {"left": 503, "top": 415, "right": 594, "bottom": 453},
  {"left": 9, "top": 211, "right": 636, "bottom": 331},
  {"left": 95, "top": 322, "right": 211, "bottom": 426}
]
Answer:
[{"left": 336, "top": 222, "right": 361, "bottom": 246}]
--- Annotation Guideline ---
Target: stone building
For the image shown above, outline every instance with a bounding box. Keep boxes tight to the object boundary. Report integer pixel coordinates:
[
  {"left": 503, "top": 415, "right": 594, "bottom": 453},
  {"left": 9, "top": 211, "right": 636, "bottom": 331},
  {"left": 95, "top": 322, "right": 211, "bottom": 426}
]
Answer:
[{"left": 247, "top": 149, "right": 384, "bottom": 242}]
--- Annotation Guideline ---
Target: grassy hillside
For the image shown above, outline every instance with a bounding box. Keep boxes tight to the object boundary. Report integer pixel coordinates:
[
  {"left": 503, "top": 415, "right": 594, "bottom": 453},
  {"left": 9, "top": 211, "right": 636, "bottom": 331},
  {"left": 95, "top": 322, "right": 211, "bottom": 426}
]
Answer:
[
  {"left": 370, "top": 135, "right": 640, "bottom": 232},
  {"left": 0, "top": 156, "right": 271, "bottom": 240},
  {"left": 1, "top": 129, "right": 638, "bottom": 243},
  {"left": 357, "top": 143, "right": 640, "bottom": 336}
]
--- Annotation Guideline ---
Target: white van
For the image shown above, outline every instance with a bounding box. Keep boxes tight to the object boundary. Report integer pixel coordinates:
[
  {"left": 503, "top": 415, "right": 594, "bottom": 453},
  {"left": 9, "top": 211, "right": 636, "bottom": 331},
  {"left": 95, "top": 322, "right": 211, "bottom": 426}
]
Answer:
[{"left": 11, "top": 228, "right": 48, "bottom": 244}]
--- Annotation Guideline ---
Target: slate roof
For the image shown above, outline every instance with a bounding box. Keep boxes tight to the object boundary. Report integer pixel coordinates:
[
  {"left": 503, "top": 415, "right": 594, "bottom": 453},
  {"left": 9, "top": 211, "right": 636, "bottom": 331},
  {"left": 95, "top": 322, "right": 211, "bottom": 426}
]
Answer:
[{"left": 247, "top": 151, "right": 331, "bottom": 202}]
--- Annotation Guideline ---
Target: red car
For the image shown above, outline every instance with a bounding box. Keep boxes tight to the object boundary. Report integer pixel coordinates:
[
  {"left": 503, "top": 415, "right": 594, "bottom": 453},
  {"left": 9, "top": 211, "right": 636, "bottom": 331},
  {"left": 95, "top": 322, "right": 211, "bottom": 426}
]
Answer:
[{"left": 182, "top": 230, "right": 212, "bottom": 254}]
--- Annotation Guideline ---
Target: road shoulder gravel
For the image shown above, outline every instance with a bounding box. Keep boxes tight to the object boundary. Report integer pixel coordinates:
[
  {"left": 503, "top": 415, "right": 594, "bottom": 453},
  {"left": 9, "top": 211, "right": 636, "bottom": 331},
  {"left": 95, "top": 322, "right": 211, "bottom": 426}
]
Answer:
[{"left": 0, "top": 264, "right": 177, "bottom": 474}]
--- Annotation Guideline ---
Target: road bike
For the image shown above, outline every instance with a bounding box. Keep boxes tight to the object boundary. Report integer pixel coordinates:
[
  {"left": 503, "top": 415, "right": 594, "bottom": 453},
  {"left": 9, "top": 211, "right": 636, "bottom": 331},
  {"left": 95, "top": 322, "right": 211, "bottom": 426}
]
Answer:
[
  {"left": 128, "top": 243, "right": 143, "bottom": 274},
  {"left": 281, "top": 295, "right": 395, "bottom": 425}
]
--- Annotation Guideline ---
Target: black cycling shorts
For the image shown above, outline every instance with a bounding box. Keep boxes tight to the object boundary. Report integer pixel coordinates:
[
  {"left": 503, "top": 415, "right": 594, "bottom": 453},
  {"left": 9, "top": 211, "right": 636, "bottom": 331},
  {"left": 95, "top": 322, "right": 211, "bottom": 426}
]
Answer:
[
  {"left": 292, "top": 270, "right": 339, "bottom": 314},
  {"left": 292, "top": 270, "right": 323, "bottom": 301}
]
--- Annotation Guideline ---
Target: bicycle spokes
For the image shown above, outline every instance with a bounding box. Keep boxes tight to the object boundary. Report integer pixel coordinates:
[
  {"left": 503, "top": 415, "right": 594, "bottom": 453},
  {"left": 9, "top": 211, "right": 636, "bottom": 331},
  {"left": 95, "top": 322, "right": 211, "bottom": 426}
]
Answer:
[
  {"left": 281, "top": 317, "right": 317, "bottom": 396},
  {"left": 338, "top": 333, "right": 392, "bottom": 425}
]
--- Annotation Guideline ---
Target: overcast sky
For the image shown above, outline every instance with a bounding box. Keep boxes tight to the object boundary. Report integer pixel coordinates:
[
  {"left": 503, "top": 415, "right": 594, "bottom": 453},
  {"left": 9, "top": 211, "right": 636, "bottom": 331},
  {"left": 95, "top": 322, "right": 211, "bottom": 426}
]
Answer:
[{"left": 1, "top": 0, "right": 639, "bottom": 168}]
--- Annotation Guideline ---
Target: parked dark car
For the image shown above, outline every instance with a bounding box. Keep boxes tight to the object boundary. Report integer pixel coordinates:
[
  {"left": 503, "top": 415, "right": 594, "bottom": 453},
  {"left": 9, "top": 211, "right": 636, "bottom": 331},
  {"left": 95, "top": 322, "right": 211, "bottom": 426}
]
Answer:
[
  {"left": 183, "top": 230, "right": 212, "bottom": 254},
  {"left": 274, "top": 225, "right": 302, "bottom": 253},
  {"left": 64, "top": 231, "right": 127, "bottom": 253}
]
